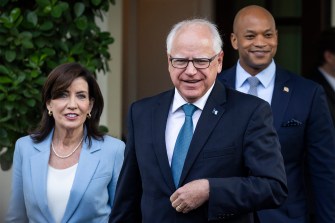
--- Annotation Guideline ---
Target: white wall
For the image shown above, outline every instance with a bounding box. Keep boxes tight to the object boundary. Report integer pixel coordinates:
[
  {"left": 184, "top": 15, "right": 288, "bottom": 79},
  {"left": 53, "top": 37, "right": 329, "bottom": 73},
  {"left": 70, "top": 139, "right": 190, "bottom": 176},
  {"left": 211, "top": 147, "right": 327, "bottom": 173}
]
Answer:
[
  {"left": 0, "top": 159, "right": 12, "bottom": 220},
  {"left": 96, "top": 2, "right": 123, "bottom": 139}
]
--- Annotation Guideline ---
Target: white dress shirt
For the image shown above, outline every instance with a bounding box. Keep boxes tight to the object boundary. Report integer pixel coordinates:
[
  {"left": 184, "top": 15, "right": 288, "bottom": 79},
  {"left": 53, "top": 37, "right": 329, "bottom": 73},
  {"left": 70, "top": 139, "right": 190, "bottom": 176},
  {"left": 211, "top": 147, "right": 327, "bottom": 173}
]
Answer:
[
  {"left": 165, "top": 83, "right": 215, "bottom": 165},
  {"left": 47, "top": 163, "right": 78, "bottom": 223},
  {"left": 319, "top": 67, "right": 335, "bottom": 92},
  {"left": 235, "top": 60, "right": 276, "bottom": 104}
]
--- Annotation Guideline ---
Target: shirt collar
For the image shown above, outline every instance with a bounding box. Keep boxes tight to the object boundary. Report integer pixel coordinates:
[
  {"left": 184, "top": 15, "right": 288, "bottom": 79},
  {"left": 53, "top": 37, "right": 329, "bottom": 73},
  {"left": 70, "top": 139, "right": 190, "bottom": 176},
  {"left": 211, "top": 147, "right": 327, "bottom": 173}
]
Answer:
[
  {"left": 171, "top": 82, "right": 215, "bottom": 113},
  {"left": 236, "top": 60, "right": 276, "bottom": 88},
  {"left": 318, "top": 67, "right": 335, "bottom": 91}
]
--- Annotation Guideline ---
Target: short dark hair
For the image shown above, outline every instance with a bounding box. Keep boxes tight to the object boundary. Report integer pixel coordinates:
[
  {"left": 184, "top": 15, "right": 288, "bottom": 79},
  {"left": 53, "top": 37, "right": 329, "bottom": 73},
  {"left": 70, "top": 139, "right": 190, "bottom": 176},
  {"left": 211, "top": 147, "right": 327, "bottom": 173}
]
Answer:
[
  {"left": 30, "top": 62, "right": 104, "bottom": 145},
  {"left": 317, "top": 27, "right": 335, "bottom": 66}
]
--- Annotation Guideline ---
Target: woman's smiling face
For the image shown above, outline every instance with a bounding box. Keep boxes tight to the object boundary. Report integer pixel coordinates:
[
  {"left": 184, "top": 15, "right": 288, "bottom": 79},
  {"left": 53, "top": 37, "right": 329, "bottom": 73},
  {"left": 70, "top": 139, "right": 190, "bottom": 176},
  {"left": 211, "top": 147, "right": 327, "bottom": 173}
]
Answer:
[{"left": 47, "top": 77, "right": 93, "bottom": 133}]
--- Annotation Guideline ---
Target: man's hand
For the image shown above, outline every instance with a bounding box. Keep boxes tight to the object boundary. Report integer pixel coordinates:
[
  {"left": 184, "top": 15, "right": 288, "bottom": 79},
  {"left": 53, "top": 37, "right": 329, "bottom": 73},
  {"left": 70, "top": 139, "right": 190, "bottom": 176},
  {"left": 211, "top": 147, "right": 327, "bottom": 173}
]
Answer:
[{"left": 170, "top": 179, "right": 209, "bottom": 213}]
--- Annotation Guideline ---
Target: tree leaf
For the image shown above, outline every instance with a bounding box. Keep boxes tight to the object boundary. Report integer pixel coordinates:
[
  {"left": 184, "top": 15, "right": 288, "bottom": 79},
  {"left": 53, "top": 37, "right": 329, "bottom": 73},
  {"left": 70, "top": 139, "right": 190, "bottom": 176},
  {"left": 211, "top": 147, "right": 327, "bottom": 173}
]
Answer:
[
  {"left": 40, "top": 21, "right": 53, "bottom": 30},
  {"left": 26, "top": 98, "right": 36, "bottom": 107},
  {"left": 0, "top": 77, "right": 11, "bottom": 84},
  {"left": 75, "top": 16, "right": 88, "bottom": 30},
  {"left": 51, "top": 5, "right": 63, "bottom": 18},
  {"left": 36, "top": 0, "right": 51, "bottom": 8},
  {"left": 5, "top": 50, "right": 16, "bottom": 62},
  {"left": 91, "top": 0, "right": 102, "bottom": 6},
  {"left": 22, "top": 39, "right": 34, "bottom": 49},
  {"left": 74, "top": 2, "right": 85, "bottom": 17},
  {"left": 0, "top": 65, "right": 10, "bottom": 75},
  {"left": 27, "top": 11, "right": 38, "bottom": 26},
  {"left": 9, "top": 8, "right": 21, "bottom": 23}
]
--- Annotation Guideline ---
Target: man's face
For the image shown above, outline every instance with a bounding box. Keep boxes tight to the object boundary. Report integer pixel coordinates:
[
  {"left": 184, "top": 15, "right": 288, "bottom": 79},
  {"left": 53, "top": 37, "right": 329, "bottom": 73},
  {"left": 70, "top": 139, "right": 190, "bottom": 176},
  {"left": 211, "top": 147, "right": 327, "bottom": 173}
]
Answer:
[
  {"left": 231, "top": 11, "right": 278, "bottom": 75},
  {"left": 168, "top": 25, "right": 223, "bottom": 103}
]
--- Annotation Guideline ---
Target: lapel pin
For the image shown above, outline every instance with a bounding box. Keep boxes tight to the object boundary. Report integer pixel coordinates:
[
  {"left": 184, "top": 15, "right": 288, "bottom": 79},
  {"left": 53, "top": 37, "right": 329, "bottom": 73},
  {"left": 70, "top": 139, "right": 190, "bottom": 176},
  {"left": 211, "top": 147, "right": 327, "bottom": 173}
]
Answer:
[
  {"left": 212, "top": 108, "right": 218, "bottom": 115},
  {"left": 283, "top": 86, "right": 289, "bottom": 92}
]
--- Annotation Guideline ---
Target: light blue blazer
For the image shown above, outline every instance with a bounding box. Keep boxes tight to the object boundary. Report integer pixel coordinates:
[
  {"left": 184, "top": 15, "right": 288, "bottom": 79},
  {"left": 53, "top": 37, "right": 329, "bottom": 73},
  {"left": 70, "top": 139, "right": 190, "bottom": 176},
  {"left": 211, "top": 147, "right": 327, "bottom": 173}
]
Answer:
[{"left": 6, "top": 130, "right": 125, "bottom": 223}]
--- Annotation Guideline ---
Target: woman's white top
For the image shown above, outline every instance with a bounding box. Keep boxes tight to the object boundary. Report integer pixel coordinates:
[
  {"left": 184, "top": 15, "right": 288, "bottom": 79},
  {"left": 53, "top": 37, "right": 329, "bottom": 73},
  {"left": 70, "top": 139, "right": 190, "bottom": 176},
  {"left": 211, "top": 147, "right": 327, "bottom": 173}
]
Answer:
[{"left": 47, "top": 163, "right": 78, "bottom": 223}]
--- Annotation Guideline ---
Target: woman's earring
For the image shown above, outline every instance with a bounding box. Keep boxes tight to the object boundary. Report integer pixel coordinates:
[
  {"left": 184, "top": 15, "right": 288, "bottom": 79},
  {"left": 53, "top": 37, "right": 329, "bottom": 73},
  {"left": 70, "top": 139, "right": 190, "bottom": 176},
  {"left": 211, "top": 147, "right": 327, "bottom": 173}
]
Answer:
[
  {"left": 48, "top": 110, "right": 53, "bottom": 116},
  {"left": 87, "top": 112, "right": 91, "bottom": 119}
]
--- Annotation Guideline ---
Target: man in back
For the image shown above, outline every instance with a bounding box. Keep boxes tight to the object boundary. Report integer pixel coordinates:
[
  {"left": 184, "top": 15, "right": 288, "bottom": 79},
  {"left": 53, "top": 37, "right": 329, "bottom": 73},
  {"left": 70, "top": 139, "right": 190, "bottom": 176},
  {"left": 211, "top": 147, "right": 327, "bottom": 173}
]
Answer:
[
  {"left": 307, "top": 27, "right": 335, "bottom": 125},
  {"left": 218, "top": 5, "right": 335, "bottom": 223}
]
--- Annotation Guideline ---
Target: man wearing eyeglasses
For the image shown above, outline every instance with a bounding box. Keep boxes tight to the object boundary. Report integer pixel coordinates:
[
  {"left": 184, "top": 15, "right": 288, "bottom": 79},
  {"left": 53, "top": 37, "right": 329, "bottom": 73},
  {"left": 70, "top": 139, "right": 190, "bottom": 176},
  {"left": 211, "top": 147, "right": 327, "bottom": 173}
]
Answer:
[{"left": 111, "top": 18, "right": 287, "bottom": 223}]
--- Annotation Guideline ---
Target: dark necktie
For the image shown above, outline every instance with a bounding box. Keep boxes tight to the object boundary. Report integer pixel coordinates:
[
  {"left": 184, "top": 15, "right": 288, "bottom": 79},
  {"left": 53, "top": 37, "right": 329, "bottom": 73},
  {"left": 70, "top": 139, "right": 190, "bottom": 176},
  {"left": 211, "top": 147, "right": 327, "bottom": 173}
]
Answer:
[
  {"left": 247, "top": 76, "right": 260, "bottom": 96},
  {"left": 171, "top": 103, "right": 197, "bottom": 187}
]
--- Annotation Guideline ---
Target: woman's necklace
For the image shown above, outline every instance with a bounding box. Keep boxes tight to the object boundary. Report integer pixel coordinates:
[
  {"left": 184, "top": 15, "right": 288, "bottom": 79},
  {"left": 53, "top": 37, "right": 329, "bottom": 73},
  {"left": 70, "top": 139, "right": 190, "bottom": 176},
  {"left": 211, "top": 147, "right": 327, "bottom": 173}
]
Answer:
[{"left": 51, "top": 137, "right": 84, "bottom": 159}]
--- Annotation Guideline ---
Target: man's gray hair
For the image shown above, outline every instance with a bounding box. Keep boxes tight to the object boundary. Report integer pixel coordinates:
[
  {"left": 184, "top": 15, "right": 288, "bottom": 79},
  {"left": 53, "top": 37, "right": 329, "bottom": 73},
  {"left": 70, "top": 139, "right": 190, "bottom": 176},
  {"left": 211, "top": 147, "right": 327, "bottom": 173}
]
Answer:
[{"left": 166, "top": 18, "right": 223, "bottom": 54}]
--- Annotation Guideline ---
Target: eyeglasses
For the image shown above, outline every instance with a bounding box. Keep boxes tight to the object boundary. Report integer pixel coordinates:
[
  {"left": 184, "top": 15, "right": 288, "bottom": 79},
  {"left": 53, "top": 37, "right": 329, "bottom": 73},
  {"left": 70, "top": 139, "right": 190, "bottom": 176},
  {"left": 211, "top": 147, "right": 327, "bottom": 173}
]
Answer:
[{"left": 169, "top": 54, "right": 219, "bottom": 69}]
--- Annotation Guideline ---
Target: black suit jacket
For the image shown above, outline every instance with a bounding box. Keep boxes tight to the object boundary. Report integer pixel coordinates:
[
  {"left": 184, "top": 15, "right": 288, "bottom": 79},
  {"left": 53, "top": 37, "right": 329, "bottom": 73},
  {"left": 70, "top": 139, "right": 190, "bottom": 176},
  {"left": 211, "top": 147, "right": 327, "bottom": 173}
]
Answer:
[
  {"left": 111, "top": 81, "right": 287, "bottom": 223},
  {"left": 308, "top": 69, "right": 335, "bottom": 126},
  {"left": 218, "top": 65, "right": 335, "bottom": 223}
]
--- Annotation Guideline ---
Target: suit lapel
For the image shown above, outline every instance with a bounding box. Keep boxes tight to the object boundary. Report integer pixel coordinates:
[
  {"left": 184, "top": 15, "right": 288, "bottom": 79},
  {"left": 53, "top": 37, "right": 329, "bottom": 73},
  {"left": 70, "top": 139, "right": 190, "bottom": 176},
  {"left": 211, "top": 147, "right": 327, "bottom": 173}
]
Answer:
[
  {"left": 316, "top": 70, "right": 335, "bottom": 104},
  {"left": 219, "top": 66, "right": 237, "bottom": 88},
  {"left": 271, "top": 68, "right": 293, "bottom": 129},
  {"left": 62, "top": 138, "right": 101, "bottom": 222},
  {"left": 30, "top": 132, "right": 55, "bottom": 222},
  {"left": 220, "top": 65, "right": 293, "bottom": 130},
  {"left": 179, "top": 82, "right": 227, "bottom": 186},
  {"left": 152, "top": 90, "right": 176, "bottom": 190}
]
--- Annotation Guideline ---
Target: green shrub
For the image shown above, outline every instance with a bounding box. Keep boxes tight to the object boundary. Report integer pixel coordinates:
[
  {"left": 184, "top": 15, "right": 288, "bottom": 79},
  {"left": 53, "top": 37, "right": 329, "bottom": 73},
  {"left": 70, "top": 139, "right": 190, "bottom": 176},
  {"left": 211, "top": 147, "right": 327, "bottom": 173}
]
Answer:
[{"left": 0, "top": 0, "right": 115, "bottom": 170}]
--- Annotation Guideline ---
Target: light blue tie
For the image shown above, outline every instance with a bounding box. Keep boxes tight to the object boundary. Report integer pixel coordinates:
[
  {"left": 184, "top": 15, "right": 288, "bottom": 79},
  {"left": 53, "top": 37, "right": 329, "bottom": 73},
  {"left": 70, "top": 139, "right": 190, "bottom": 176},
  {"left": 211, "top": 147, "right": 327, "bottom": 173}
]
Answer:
[
  {"left": 171, "top": 103, "right": 197, "bottom": 187},
  {"left": 247, "top": 76, "right": 260, "bottom": 96}
]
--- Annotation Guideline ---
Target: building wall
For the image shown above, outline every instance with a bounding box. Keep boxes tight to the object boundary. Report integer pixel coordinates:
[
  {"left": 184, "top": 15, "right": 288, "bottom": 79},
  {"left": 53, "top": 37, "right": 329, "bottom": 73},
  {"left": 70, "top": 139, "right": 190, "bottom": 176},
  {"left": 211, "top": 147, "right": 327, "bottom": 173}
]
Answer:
[
  {"left": 122, "top": 0, "right": 214, "bottom": 136},
  {"left": 96, "top": 1, "right": 123, "bottom": 139}
]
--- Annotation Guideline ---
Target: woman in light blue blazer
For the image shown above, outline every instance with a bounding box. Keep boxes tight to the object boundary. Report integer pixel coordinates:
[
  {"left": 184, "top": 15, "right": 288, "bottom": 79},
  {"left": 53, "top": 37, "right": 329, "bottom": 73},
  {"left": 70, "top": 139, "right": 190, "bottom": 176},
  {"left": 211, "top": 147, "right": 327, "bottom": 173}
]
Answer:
[{"left": 6, "top": 62, "right": 125, "bottom": 223}]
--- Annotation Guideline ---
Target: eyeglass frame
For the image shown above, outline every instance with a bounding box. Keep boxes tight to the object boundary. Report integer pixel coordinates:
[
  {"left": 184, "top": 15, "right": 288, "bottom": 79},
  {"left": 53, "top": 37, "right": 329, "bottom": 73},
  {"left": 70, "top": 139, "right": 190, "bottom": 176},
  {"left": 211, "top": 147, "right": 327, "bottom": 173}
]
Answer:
[{"left": 169, "top": 53, "right": 219, "bottom": 69}]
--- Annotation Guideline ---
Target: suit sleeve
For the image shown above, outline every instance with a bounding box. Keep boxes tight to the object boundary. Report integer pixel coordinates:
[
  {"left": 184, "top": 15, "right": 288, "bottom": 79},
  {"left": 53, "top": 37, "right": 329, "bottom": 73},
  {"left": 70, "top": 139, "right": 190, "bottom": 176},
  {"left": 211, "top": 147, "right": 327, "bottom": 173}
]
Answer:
[
  {"left": 5, "top": 139, "right": 29, "bottom": 222},
  {"left": 207, "top": 101, "right": 288, "bottom": 220},
  {"left": 110, "top": 104, "right": 142, "bottom": 223},
  {"left": 305, "top": 85, "right": 335, "bottom": 223}
]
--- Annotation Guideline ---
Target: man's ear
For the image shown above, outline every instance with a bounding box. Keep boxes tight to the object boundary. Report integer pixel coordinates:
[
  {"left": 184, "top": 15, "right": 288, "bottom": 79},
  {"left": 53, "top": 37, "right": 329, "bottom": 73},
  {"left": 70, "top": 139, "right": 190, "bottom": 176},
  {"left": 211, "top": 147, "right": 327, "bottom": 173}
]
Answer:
[
  {"left": 217, "top": 51, "right": 224, "bottom": 73},
  {"left": 231, "top": 33, "right": 238, "bottom": 50},
  {"left": 167, "top": 53, "right": 172, "bottom": 72},
  {"left": 324, "top": 50, "right": 335, "bottom": 64}
]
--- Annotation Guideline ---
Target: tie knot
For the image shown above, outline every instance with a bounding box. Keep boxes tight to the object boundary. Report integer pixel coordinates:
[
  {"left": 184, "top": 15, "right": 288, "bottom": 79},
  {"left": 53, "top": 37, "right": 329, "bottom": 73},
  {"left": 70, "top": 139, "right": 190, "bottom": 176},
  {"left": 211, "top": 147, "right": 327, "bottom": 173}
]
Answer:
[
  {"left": 182, "top": 104, "right": 197, "bottom": 117},
  {"left": 247, "top": 76, "right": 260, "bottom": 87}
]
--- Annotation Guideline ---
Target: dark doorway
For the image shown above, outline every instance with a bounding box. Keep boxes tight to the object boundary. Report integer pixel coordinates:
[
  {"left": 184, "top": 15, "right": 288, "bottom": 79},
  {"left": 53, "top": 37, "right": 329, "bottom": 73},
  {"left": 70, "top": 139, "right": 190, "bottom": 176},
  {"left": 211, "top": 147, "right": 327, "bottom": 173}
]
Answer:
[{"left": 215, "top": 0, "right": 331, "bottom": 76}]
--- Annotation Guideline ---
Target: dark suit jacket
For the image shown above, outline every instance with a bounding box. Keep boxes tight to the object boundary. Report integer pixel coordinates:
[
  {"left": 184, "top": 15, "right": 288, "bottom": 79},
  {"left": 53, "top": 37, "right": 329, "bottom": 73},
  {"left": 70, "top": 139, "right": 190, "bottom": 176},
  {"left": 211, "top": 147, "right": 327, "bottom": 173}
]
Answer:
[
  {"left": 308, "top": 69, "right": 335, "bottom": 126},
  {"left": 218, "top": 65, "right": 335, "bottom": 223},
  {"left": 111, "top": 81, "right": 287, "bottom": 223}
]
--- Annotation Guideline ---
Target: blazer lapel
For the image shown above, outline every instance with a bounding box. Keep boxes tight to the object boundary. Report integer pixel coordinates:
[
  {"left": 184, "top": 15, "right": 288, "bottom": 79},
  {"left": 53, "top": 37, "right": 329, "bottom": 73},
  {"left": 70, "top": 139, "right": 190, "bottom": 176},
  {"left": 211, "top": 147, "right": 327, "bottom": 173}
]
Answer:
[
  {"left": 30, "top": 132, "right": 55, "bottom": 222},
  {"left": 179, "top": 82, "right": 227, "bottom": 186},
  {"left": 271, "top": 68, "right": 293, "bottom": 129},
  {"left": 152, "top": 90, "right": 176, "bottom": 191},
  {"left": 61, "top": 138, "right": 101, "bottom": 222}
]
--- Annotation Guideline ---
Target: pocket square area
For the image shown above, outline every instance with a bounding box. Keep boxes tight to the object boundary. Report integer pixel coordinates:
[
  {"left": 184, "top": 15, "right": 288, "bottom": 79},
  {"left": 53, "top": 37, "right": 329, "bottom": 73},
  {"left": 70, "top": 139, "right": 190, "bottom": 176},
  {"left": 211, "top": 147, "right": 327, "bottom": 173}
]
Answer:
[{"left": 282, "top": 118, "right": 303, "bottom": 127}]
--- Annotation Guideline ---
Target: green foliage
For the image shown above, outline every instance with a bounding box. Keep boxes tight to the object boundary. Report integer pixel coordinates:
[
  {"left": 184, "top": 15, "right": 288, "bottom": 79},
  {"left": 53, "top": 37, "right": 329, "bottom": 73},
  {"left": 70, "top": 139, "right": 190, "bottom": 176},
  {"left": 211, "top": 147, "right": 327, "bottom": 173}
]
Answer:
[{"left": 0, "top": 0, "right": 115, "bottom": 170}]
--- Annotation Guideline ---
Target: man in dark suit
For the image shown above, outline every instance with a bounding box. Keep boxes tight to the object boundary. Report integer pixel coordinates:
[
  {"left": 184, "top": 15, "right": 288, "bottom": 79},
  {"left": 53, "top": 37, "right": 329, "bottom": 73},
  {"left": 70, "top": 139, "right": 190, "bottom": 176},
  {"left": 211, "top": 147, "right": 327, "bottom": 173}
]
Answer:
[
  {"left": 218, "top": 5, "right": 335, "bottom": 223},
  {"left": 307, "top": 27, "right": 335, "bottom": 126},
  {"left": 111, "top": 18, "right": 287, "bottom": 223}
]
